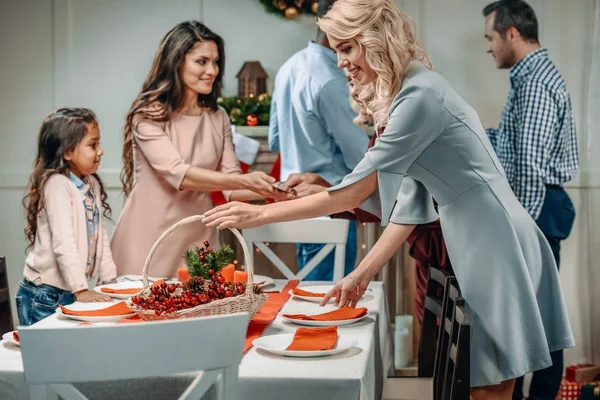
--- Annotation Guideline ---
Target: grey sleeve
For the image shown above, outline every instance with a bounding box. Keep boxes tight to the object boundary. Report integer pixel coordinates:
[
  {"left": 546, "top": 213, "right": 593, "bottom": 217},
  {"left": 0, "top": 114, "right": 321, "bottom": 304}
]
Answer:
[{"left": 389, "top": 177, "right": 438, "bottom": 224}]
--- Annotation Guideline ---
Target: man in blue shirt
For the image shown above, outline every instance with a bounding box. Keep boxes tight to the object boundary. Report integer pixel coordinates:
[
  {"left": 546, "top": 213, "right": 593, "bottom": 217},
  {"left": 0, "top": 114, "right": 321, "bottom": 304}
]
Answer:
[
  {"left": 268, "top": 0, "right": 369, "bottom": 281},
  {"left": 483, "top": 1, "right": 579, "bottom": 399}
]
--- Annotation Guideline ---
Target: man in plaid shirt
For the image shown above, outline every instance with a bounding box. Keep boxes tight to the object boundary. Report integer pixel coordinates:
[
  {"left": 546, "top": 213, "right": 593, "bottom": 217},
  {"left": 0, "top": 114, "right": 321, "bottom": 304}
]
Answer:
[{"left": 483, "top": 1, "right": 579, "bottom": 399}]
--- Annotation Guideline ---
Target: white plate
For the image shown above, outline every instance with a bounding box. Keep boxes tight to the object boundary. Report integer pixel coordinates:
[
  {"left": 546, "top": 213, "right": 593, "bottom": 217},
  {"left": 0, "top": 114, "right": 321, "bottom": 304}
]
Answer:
[
  {"left": 253, "top": 274, "right": 274, "bottom": 289},
  {"left": 2, "top": 331, "right": 19, "bottom": 346},
  {"left": 290, "top": 285, "right": 374, "bottom": 303},
  {"left": 289, "top": 285, "right": 334, "bottom": 303},
  {"left": 94, "top": 282, "right": 144, "bottom": 299},
  {"left": 282, "top": 311, "right": 370, "bottom": 327},
  {"left": 117, "top": 275, "right": 171, "bottom": 283},
  {"left": 55, "top": 301, "right": 135, "bottom": 323},
  {"left": 252, "top": 333, "right": 357, "bottom": 357}
]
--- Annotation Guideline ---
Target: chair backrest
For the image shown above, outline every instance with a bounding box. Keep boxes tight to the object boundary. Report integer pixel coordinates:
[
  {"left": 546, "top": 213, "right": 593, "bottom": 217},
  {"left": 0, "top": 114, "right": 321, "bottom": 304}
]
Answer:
[
  {"left": 433, "top": 277, "right": 461, "bottom": 400},
  {"left": 19, "top": 312, "right": 249, "bottom": 400},
  {"left": 440, "top": 299, "right": 471, "bottom": 400},
  {"left": 242, "top": 217, "right": 350, "bottom": 281},
  {"left": 0, "top": 257, "right": 14, "bottom": 335},
  {"left": 418, "top": 264, "right": 450, "bottom": 377}
]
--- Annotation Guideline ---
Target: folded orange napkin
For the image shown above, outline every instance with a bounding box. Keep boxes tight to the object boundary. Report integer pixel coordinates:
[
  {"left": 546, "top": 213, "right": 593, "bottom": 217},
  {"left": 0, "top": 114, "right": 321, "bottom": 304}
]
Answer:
[
  {"left": 286, "top": 326, "right": 338, "bottom": 351},
  {"left": 59, "top": 301, "right": 132, "bottom": 317},
  {"left": 12, "top": 331, "right": 19, "bottom": 342},
  {"left": 244, "top": 280, "right": 299, "bottom": 353},
  {"left": 119, "top": 315, "right": 144, "bottom": 323},
  {"left": 283, "top": 307, "right": 368, "bottom": 321},
  {"left": 100, "top": 287, "right": 141, "bottom": 295},
  {"left": 292, "top": 288, "right": 326, "bottom": 298}
]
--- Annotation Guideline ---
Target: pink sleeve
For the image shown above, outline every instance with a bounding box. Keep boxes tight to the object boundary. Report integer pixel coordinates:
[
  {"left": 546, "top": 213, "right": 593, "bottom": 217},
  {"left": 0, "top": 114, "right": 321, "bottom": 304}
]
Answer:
[
  {"left": 216, "top": 108, "right": 242, "bottom": 201},
  {"left": 133, "top": 118, "right": 191, "bottom": 190},
  {"left": 98, "top": 226, "right": 117, "bottom": 282},
  {"left": 44, "top": 177, "right": 88, "bottom": 292}
]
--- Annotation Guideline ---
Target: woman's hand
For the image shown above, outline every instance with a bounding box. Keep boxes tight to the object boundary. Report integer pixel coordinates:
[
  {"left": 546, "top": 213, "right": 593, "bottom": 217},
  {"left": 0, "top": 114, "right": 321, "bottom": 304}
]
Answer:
[
  {"left": 320, "top": 274, "right": 371, "bottom": 308},
  {"left": 239, "top": 172, "right": 284, "bottom": 199},
  {"left": 203, "top": 202, "right": 266, "bottom": 230},
  {"left": 75, "top": 289, "right": 112, "bottom": 303}
]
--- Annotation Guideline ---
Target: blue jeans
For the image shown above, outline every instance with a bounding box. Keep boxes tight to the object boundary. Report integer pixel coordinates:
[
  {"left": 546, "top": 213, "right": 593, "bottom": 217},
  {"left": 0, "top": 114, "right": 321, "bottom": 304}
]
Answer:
[
  {"left": 15, "top": 279, "right": 76, "bottom": 326},
  {"left": 513, "top": 186, "right": 575, "bottom": 400},
  {"left": 296, "top": 220, "right": 358, "bottom": 281}
]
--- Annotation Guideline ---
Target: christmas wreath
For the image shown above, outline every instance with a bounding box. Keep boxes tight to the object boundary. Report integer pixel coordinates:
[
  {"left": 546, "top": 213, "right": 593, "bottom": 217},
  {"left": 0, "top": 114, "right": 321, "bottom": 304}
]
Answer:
[
  {"left": 218, "top": 93, "right": 271, "bottom": 126},
  {"left": 259, "top": 0, "right": 319, "bottom": 19}
]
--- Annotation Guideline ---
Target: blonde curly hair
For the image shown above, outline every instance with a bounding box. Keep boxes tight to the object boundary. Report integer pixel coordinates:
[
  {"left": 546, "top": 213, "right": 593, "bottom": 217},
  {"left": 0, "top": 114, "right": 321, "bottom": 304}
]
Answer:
[{"left": 318, "top": 0, "right": 432, "bottom": 130}]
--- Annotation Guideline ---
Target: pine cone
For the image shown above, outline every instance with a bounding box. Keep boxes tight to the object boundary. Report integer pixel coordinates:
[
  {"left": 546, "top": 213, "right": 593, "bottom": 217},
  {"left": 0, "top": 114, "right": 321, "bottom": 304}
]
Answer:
[
  {"left": 252, "top": 284, "right": 264, "bottom": 295},
  {"left": 183, "top": 276, "right": 206, "bottom": 294}
]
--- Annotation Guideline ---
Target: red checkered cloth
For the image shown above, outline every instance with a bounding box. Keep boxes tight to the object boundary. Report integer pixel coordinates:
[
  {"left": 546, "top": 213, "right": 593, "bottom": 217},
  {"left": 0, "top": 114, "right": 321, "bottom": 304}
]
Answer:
[{"left": 559, "top": 378, "right": 586, "bottom": 400}]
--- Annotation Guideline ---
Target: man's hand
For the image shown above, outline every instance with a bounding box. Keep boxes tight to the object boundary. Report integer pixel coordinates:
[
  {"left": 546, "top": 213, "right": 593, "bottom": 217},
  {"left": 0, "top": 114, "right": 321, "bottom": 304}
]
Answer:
[{"left": 283, "top": 173, "right": 331, "bottom": 189}]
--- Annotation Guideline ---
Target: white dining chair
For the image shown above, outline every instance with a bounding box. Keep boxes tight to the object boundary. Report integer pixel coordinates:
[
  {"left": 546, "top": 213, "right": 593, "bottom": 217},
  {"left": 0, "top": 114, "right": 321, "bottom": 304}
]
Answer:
[
  {"left": 242, "top": 217, "right": 350, "bottom": 282},
  {"left": 18, "top": 312, "right": 249, "bottom": 400}
]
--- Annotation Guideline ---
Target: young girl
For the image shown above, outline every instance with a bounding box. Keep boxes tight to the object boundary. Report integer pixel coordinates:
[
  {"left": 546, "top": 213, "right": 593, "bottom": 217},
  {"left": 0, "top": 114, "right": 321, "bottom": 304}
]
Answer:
[{"left": 16, "top": 107, "right": 116, "bottom": 326}]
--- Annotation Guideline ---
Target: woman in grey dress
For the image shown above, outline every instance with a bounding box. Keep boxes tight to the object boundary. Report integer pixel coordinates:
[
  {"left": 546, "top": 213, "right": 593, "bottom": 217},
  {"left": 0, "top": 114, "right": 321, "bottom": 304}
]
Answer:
[{"left": 204, "top": 0, "right": 574, "bottom": 397}]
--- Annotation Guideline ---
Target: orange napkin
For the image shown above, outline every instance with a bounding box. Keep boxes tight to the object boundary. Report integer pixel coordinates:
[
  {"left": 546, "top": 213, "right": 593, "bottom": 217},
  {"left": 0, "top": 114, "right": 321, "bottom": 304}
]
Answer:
[
  {"left": 12, "top": 331, "right": 19, "bottom": 342},
  {"left": 119, "top": 315, "right": 144, "bottom": 323},
  {"left": 59, "top": 301, "right": 132, "bottom": 317},
  {"left": 244, "top": 280, "right": 299, "bottom": 353},
  {"left": 292, "top": 288, "right": 326, "bottom": 298},
  {"left": 286, "top": 326, "right": 338, "bottom": 351},
  {"left": 283, "top": 307, "right": 368, "bottom": 321},
  {"left": 100, "top": 287, "right": 141, "bottom": 295}
]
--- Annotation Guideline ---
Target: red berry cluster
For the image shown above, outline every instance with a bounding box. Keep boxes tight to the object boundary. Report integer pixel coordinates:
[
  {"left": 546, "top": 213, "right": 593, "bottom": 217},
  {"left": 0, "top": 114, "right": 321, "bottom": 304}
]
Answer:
[
  {"left": 206, "top": 270, "right": 246, "bottom": 300},
  {"left": 130, "top": 274, "right": 247, "bottom": 317},
  {"left": 199, "top": 240, "right": 212, "bottom": 261}
]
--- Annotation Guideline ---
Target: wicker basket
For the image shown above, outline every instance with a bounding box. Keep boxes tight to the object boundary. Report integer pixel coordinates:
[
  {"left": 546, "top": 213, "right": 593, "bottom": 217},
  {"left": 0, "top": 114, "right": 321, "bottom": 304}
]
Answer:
[{"left": 127, "top": 214, "right": 268, "bottom": 321}]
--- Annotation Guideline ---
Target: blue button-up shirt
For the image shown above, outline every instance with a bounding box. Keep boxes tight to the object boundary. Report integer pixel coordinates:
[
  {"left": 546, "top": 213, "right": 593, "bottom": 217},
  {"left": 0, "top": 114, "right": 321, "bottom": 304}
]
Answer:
[
  {"left": 486, "top": 48, "right": 579, "bottom": 220},
  {"left": 269, "top": 41, "right": 369, "bottom": 185}
]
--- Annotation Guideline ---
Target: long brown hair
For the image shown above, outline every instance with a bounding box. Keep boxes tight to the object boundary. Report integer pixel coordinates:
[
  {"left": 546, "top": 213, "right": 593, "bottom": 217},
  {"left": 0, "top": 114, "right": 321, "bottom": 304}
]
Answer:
[
  {"left": 23, "top": 108, "right": 112, "bottom": 250},
  {"left": 121, "top": 21, "right": 226, "bottom": 197}
]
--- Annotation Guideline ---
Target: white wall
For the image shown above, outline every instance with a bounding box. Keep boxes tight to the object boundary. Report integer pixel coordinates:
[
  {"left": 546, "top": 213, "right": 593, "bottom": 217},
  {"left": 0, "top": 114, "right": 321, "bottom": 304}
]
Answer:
[{"left": 0, "top": 0, "right": 596, "bottom": 365}]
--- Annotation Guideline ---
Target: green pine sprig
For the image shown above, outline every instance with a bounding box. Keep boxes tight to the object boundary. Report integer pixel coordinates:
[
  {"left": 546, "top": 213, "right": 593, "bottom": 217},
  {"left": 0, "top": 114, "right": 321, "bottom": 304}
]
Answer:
[
  {"left": 218, "top": 94, "right": 271, "bottom": 126},
  {"left": 183, "top": 245, "right": 235, "bottom": 279},
  {"left": 258, "top": 0, "right": 316, "bottom": 17}
]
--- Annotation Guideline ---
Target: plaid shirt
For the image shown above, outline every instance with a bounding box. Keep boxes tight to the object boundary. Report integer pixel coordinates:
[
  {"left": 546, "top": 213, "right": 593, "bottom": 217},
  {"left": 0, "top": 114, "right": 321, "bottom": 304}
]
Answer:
[
  {"left": 69, "top": 173, "right": 99, "bottom": 280},
  {"left": 486, "top": 48, "right": 579, "bottom": 220}
]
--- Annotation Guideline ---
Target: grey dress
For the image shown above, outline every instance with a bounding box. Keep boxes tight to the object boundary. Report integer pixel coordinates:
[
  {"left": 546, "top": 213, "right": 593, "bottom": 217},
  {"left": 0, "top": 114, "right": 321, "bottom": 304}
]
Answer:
[{"left": 328, "top": 62, "right": 574, "bottom": 387}]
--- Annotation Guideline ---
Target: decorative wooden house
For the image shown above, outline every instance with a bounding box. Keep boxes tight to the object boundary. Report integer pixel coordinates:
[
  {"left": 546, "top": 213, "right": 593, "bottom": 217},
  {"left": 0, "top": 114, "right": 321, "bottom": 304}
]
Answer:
[{"left": 236, "top": 61, "right": 268, "bottom": 98}]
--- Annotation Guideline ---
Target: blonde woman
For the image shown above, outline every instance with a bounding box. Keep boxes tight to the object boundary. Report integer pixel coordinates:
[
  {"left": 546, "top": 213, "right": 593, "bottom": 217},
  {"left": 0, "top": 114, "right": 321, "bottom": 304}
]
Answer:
[{"left": 203, "top": 0, "right": 573, "bottom": 397}]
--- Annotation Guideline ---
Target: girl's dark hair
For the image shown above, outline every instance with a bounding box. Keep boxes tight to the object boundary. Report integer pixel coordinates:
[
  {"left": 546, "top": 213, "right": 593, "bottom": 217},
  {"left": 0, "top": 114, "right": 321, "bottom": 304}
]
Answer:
[
  {"left": 23, "top": 107, "right": 111, "bottom": 249},
  {"left": 483, "top": 0, "right": 539, "bottom": 43},
  {"left": 121, "top": 21, "right": 225, "bottom": 197}
]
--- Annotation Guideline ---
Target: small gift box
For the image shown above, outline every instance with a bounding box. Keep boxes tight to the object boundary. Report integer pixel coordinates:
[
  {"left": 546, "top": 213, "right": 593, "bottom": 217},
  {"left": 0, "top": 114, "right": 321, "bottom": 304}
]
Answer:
[
  {"left": 566, "top": 364, "right": 600, "bottom": 383},
  {"left": 559, "top": 378, "right": 586, "bottom": 400}
]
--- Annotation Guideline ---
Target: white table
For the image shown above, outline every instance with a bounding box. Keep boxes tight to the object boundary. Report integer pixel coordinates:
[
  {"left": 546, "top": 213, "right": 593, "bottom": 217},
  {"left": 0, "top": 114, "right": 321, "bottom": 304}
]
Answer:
[{"left": 0, "top": 281, "right": 393, "bottom": 400}]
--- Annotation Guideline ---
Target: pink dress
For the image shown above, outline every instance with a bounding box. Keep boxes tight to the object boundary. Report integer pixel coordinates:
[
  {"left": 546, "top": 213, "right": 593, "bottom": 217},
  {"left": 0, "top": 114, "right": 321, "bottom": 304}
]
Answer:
[{"left": 111, "top": 107, "right": 241, "bottom": 278}]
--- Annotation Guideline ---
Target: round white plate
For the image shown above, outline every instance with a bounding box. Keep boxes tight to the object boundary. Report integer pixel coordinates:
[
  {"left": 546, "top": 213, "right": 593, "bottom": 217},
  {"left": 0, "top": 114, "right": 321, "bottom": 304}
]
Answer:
[
  {"left": 253, "top": 274, "right": 274, "bottom": 289},
  {"left": 289, "top": 285, "right": 334, "bottom": 303},
  {"left": 252, "top": 333, "right": 357, "bottom": 357},
  {"left": 55, "top": 301, "right": 134, "bottom": 323},
  {"left": 94, "top": 282, "right": 144, "bottom": 299},
  {"left": 2, "top": 331, "right": 19, "bottom": 346},
  {"left": 290, "top": 285, "right": 374, "bottom": 303},
  {"left": 282, "top": 311, "right": 370, "bottom": 327}
]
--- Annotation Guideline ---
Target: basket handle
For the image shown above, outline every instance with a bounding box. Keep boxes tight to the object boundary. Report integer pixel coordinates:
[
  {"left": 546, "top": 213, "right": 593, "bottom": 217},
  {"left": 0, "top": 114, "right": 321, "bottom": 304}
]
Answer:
[{"left": 140, "top": 215, "right": 255, "bottom": 293}]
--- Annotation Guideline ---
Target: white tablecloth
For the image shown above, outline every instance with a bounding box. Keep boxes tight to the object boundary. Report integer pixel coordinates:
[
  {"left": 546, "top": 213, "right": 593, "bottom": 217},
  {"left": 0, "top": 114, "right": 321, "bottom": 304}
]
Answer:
[{"left": 0, "top": 281, "right": 393, "bottom": 400}]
